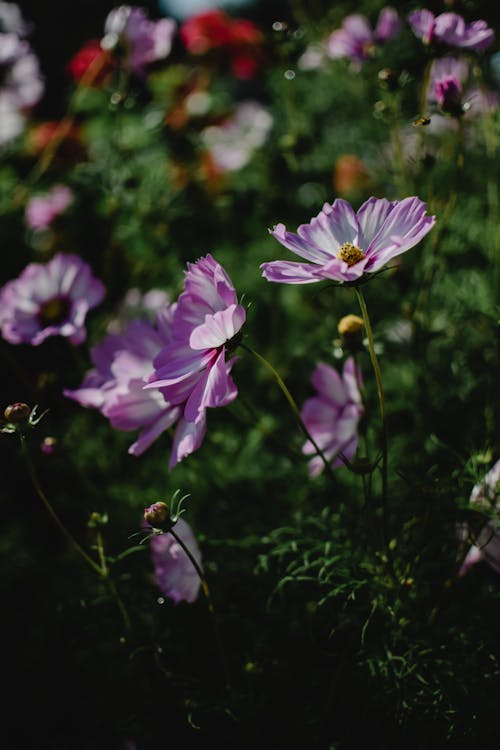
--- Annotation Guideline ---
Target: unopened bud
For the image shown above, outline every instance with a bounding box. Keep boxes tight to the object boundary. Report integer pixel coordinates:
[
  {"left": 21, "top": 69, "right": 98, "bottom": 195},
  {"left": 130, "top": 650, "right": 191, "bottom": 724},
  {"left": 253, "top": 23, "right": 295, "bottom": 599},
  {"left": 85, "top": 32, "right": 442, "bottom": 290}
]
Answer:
[
  {"left": 41, "top": 436, "right": 57, "bottom": 455},
  {"left": 144, "top": 501, "right": 170, "bottom": 529},
  {"left": 4, "top": 402, "right": 31, "bottom": 423},
  {"left": 338, "top": 315, "right": 364, "bottom": 351},
  {"left": 88, "top": 511, "right": 108, "bottom": 528}
]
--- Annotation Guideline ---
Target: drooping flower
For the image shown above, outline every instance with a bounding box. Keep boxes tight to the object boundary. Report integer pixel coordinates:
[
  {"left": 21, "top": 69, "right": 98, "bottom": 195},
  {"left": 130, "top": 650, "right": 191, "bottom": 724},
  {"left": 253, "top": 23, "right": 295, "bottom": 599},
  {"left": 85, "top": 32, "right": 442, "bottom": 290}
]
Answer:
[
  {"left": 200, "top": 99, "right": 273, "bottom": 173},
  {"left": 261, "top": 196, "right": 435, "bottom": 285},
  {"left": 427, "top": 56, "right": 498, "bottom": 120},
  {"left": 326, "top": 7, "right": 401, "bottom": 67},
  {"left": 0, "top": 253, "right": 105, "bottom": 346},
  {"left": 458, "top": 459, "right": 500, "bottom": 577},
  {"left": 25, "top": 184, "right": 73, "bottom": 230},
  {"left": 145, "top": 254, "right": 245, "bottom": 467},
  {"left": 149, "top": 518, "right": 202, "bottom": 604},
  {"left": 64, "top": 306, "right": 182, "bottom": 457},
  {"left": 408, "top": 9, "right": 494, "bottom": 51},
  {"left": 101, "top": 5, "right": 176, "bottom": 75},
  {"left": 180, "top": 9, "right": 263, "bottom": 79},
  {"left": 301, "top": 357, "right": 364, "bottom": 478},
  {"left": 427, "top": 56, "right": 468, "bottom": 117}
]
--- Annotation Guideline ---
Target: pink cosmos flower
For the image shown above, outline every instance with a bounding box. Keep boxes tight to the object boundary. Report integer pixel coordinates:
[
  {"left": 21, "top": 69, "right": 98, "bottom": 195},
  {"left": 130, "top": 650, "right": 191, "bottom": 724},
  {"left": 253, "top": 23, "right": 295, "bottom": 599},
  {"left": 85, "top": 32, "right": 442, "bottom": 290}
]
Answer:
[
  {"left": 458, "top": 459, "right": 500, "bottom": 577},
  {"left": 149, "top": 518, "right": 202, "bottom": 604},
  {"left": 0, "top": 32, "right": 43, "bottom": 108},
  {"left": 64, "top": 306, "right": 182, "bottom": 457},
  {"left": 101, "top": 5, "right": 176, "bottom": 75},
  {"left": 0, "top": 253, "right": 105, "bottom": 345},
  {"left": 261, "top": 196, "right": 435, "bottom": 285},
  {"left": 25, "top": 184, "right": 73, "bottom": 230},
  {"left": 326, "top": 8, "right": 401, "bottom": 67},
  {"left": 301, "top": 357, "right": 363, "bottom": 478},
  {"left": 0, "top": 31, "right": 43, "bottom": 145},
  {"left": 408, "top": 10, "right": 494, "bottom": 51},
  {"left": 145, "top": 254, "right": 245, "bottom": 467},
  {"left": 200, "top": 99, "right": 273, "bottom": 173},
  {"left": 427, "top": 56, "right": 469, "bottom": 117}
]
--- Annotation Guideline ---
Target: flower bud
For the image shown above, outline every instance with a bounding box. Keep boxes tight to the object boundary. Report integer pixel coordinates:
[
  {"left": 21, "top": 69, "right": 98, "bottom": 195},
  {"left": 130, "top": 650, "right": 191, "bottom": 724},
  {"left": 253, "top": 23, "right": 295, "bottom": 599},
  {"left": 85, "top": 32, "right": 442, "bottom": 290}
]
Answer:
[
  {"left": 4, "top": 402, "right": 31, "bottom": 423},
  {"left": 87, "top": 511, "right": 108, "bottom": 528},
  {"left": 338, "top": 315, "right": 364, "bottom": 351},
  {"left": 41, "top": 436, "right": 57, "bottom": 455},
  {"left": 144, "top": 501, "right": 170, "bottom": 529}
]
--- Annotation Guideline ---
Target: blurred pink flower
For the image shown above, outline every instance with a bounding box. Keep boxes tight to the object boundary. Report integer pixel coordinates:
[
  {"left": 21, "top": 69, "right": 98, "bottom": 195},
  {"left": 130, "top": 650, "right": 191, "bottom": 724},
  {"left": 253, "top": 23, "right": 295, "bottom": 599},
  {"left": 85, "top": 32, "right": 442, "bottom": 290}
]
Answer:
[
  {"left": 201, "top": 99, "right": 273, "bottom": 173},
  {"left": 25, "top": 184, "right": 73, "bottom": 230},
  {"left": 64, "top": 306, "right": 182, "bottom": 457},
  {"left": 0, "top": 253, "right": 105, "bottom": 345},
  {"left": 102, "top": 5, "right": 176, "bottom": 75},
  {"left": 408, "top": 9, "right": 494, "bottom": 51},
  {"left": 458, "top": 459, "right": 500, "bottom": 577},
  {"left": 150, "top": 518, "right": 202, "bottom": 603},
  {"left": 301, "top": 357, "right": 364, "bottom": 477},
  {"left": 326, "top": 8, "right": 401, "bottom": 67}
]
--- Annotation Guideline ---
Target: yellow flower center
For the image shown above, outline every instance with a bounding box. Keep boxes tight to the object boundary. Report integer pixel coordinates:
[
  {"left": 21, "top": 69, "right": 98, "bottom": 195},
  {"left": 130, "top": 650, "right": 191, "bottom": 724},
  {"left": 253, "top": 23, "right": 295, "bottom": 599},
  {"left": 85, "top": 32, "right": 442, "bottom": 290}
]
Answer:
[{"left": 337, "top": 243, "right": 366, "bottom": 267}]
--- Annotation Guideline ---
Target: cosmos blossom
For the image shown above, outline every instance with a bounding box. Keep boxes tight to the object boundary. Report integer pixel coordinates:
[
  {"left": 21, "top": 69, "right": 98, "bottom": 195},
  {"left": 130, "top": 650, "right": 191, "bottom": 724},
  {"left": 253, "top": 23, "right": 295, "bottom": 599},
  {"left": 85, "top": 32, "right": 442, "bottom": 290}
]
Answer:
[
  {"left": 301, "top": 357, "right": 364, "bottom": 477},
  {"left": 145, "top": 254, "right": 245, "bottom": 467},
  {"left": 458, "top": 459, "right": 500, "bottom": 577},
  {"left": 0, "top": 252, "right": 105, "bottom": 345},
  {"left": 101, "top": 5, "right": 176, "bottom": 75},
  {"left": 149, "top": 518, "right": 202, "bottom": 604},
  {"left": 326, "top": 7, "right": 401, "bottom": 66},
  {"left": 25, "top": 184, "right": 73, "bottom": 230},
  {"left": 64, "top": 306, "right": 182, "bottom": 457},
  {"left": 261, "top": 196, "right": 435, "bottom": 285},
  {"left": 408, "top": 9, "right": 494, "bottom": 51}
]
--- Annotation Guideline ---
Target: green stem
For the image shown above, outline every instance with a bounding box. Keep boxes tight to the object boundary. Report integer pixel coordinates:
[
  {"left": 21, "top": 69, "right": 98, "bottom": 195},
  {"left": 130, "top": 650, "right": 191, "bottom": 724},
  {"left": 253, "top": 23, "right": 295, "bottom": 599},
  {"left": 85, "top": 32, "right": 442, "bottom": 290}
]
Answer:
[
  {"left": 354, "top": 288, "right": 395, "bottom": 579},
  {"left": 241, "top": 342, "right": 338, "bottom": 481},
  {"left": 168, "top": 526, "right": 231, "bottom": 694},
  {"left": 21, "top": 435, "right": 133, "bottom": 634},
  {"left": 20, "top": 434, "right": 103, "bottom": 577}
]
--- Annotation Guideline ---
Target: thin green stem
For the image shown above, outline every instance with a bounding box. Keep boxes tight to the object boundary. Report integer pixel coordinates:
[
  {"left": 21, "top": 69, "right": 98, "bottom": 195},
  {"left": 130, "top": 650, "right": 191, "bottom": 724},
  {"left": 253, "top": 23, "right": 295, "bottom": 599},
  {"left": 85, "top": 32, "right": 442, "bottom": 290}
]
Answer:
[
  {"left": 20, "top": 434, "right": 133, "bottom": 634},
  {"left": 241, "top": 342, "right": 338, "bottom": 482},
  {"left": 168, "top": 526, "right": 231, "bottom": 694},
  {"left": 20, "top": 434, "right": 103, "bottom": 576},
  {"left": 354, "top": 288, "right": 395, "bottom": 580}
]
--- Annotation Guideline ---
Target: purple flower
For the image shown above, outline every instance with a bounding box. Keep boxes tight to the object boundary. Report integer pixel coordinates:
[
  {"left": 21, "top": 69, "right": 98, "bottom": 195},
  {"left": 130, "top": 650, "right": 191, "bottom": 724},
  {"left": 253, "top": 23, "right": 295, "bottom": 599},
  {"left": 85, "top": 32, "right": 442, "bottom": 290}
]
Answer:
[
  {"left": 0, "top": 253, "right": 105, "bottom": 345},
  {"left": 64, "top": 306, "right": 182, "bottom": 457},
  {"left": 25, "top": 184, "right": 73, "bottom": 230},
  {"left": 150, "top": 518, "right": 202, "bottom": 604},
  {"left": 326, "top": 7, "right": 401, "bottom": 66},
  {"left": 146, "top": 254, "right": 245, "bottom": 467},
  {"left": 261, "top": 196, "right": 435, "bottom": 285},
  {"left": 301, "top": 357, "right": 364, "bottom": 477},
  {"left": 101, "top": 5, "right": 176, "bottom": 75},
  {"left": 458, "top": 459, "right": 500, "bottom": 577},
  {"left": 408, "top": 10, "right": 494, "bottom": 51}
]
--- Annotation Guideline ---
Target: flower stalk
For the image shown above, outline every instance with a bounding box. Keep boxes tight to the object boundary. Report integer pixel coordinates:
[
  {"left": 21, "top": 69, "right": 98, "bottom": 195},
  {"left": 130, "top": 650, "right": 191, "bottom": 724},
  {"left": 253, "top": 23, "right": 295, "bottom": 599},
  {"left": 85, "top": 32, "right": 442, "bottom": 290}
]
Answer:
[
  {"left": 354, "top": 287, "right": 396, "bottom": 581},
  {"left": 241, "top": 342, "right": 338, "bottom": 482},
  {"left": 168, "top": 525, "right": 232, "bottom": 694}
]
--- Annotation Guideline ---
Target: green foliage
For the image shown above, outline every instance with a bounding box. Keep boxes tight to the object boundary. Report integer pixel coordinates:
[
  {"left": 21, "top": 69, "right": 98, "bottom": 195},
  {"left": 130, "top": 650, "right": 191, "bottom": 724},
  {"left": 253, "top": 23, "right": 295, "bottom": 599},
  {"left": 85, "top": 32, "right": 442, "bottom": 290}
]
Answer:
[{"left": 1, "top": 1, "right": 500, "bottom": 748}]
